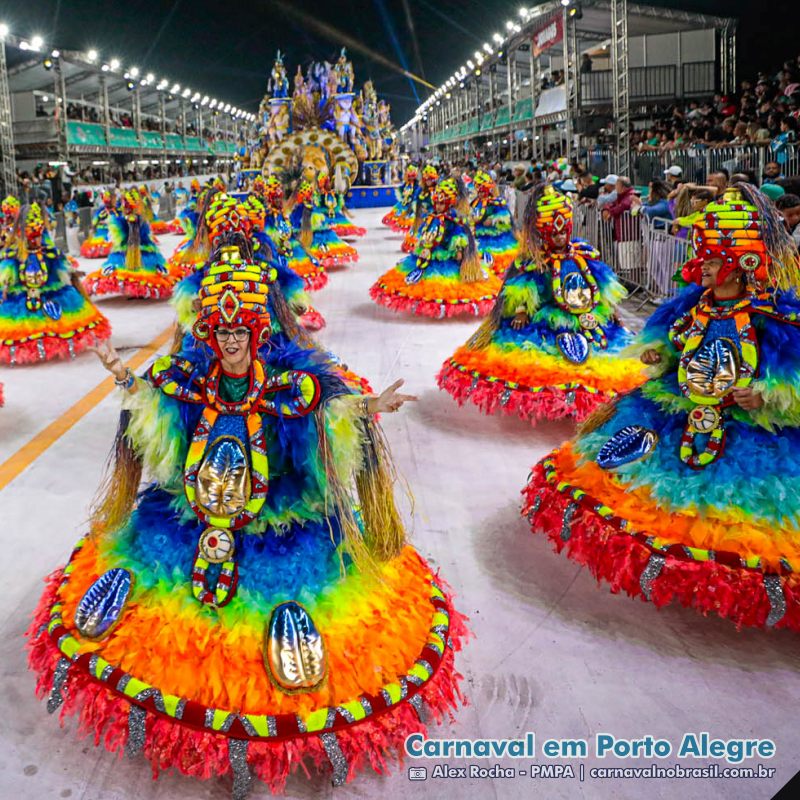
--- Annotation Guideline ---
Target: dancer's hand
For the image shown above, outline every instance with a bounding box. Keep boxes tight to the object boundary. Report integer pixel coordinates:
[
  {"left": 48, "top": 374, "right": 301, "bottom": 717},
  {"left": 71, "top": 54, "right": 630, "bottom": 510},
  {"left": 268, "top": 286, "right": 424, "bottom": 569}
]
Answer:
[
  {"left": 732, "top": 386, "right": 764, "bottom": 411},
  {"left": 89, "top": 341, "right": 127, "bottom": 381},
  {"left": 641, "top": 349, "right": 662, "bottom": 365},
  {"left": 511, "top": 311, "right": 529, "bottom": 330},
  {"left": 367, "top": 379, "right": 418, "bottom": 414}
]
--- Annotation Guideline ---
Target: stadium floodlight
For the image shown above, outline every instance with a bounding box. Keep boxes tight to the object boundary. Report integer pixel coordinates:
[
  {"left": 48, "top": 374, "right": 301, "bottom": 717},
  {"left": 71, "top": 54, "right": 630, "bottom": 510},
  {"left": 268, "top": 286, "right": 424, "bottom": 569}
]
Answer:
[
  {"left": 505, "top": 20, "right": 514, "bottom": 30},
  {"left": 130, "top": 66, "right": 139, "bottom": 77},
  {"left": 87, "top": 48, "right": 98, "bottom": 62},
  {"left": 51, "top": 49, "right": 60, "bottom": 58},
  {"left": 146, "top": 72, "right": 155, "bottom": 82},
  {"left": 561, "top": 0, "right": 571, "bottom": 5},
  {"left": 492, "top": 32, "right": 503, "bottom": 44},
  {"left": 466, "top": 60, "right": 474, "bottom": 70},
  {"left": 110, "top": 58, "right": 120, "bottom": 70},
  {"left": 31, "top": 35, "right": 44, "bottom": 50},
  {"left": 483, "top": 43, "right": 493, "bottom": 54},
  {"left": 182, "top": 88, "right": 191, "bottom": 98},
  {"left": 101, "top": 63, "right": 110, "bottom": 72},
  {"left": 0, "top": 23, "right": 9, "bottom": 39},
  {"left": 519, "top": 6, "right": 529, "bottom": 16}
]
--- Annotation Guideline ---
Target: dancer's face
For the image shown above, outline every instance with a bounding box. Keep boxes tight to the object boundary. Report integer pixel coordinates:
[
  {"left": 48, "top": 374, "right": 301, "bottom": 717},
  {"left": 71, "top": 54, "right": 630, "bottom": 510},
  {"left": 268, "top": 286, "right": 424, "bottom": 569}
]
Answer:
[{"left": 215, "top": 326, "right": 251, "bottom": 372}]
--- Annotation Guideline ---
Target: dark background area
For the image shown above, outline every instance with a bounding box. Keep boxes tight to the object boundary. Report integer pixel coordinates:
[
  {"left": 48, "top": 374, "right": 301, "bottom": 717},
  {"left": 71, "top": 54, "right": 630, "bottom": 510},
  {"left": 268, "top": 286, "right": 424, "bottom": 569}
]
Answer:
[{"left": 0, "top": 0, "right": 797, "bottom": 123}]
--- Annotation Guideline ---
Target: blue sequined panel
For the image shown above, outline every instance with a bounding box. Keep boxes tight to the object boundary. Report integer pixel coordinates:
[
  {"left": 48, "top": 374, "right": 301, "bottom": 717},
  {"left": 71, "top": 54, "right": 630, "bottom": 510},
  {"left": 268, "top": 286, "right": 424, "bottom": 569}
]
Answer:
[
  {"left": 556, "top": 331, "right": 590, "bottom": 364},
  {"left": 74, "top": 568, "right": 132, "bottom": 639},
  {"left": 597, "top": 425, "right": 659, "bottom": 470}
]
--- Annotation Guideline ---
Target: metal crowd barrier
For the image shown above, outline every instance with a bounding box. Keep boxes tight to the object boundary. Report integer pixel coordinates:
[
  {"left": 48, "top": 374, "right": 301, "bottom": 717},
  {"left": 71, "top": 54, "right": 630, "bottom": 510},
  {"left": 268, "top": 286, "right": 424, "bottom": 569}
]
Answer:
[{"left": 632, "top": 142, "right": 799, "bottom": 186}]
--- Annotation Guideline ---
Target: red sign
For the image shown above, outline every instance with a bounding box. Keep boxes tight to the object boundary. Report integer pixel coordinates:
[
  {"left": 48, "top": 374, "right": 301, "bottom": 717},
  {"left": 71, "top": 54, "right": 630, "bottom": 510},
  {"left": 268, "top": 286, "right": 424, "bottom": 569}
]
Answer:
[{"left": 532, "top": 15, "right": 563, "bottom": 58}]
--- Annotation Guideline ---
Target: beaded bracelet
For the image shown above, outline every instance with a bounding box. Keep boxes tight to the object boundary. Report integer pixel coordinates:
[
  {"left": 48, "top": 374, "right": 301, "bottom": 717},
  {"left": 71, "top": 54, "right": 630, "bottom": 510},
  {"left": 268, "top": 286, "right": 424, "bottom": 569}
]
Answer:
[{"left": 114, "top": 368, "right": 135, "bottom": 391}]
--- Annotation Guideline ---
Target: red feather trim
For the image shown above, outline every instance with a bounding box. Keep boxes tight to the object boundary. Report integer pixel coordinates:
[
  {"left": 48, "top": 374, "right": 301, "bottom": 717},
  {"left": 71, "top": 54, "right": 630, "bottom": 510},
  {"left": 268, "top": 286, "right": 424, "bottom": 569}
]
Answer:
[
  {"left": 522, "top": 462, "right": 800, "bottom": 631},
  {"left": 0, "top": 322, "right": 111, "bottom": 365},
  {"left": 437, "top": 363, "right": 612, "bottom": 423}
]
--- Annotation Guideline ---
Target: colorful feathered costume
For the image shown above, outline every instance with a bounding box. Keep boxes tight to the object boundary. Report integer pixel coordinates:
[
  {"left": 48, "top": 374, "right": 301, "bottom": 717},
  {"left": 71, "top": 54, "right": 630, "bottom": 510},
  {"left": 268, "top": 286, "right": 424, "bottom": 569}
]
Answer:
[
  {"left": 28, "top": 248, "right": 465, "bottom": 794},
  {"left": 402, "top": 165, "right": 438, "bottom": 253},
  {"left": 80, "top": 190, "right": 116, "bottom": 259},
  {"left": 0, "top": 203, "right": 111, "bottom": 364},
  {"left": 290, "top": 180, "right": 358, "bottom": 269},
  {"left": 383, "top": 165, "right": 419, "bottom": 232},
  {"left": 471, "top": 171, "right": 517, "bottom": 275},
  {"left": 255, "top": 175, "right": 327, "bottom": 291},
  {"left": 523, "top": 185, "right": 800, "bottom": 630},
  {"left": 438, "top": 185, "right": 644, "bottom": 421},
  {"left": 371, "top": 178, "right": 501, "bottom": 319},
  {"left": 85, "top": 189, "right": 174, "bottom": 299},
  {"left": 316, "top": 171, "right": 365, "bottom": 239}
]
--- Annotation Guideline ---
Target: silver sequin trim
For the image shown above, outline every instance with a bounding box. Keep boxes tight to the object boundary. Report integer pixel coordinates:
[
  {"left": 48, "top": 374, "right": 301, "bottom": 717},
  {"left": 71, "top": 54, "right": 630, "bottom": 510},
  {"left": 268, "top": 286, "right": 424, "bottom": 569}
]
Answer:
[
  {"left": 116, "top": 674, "right": 132, "bottom": 693},
  {"left": 500, "top": 388, "right": 512, "bottom": 406},
  {"left": 125, "top": 706, "right": 146, "bottom": 758},
  {"left": 228, "top": 739, "right": 252, "bottom": 800},
  {"left": 100, "top": 665, "right": 114, "bottom": 682},
  {"left": 320, "top": 732, "right": 348, "bottom": 787},
  {"left": 295, "top": 714, "right": 307, "bottom": 733},
  {"left": 763, "top": 575, "right": 787, "bottom": 627},
  {"left": 561, "top": 502, "right": 578, "bottom": 542},
  {"left": 359, "top": 697, "right": 373, "bottom": 717},
  {"left": 46, "top": 657, "right": 71, "bottom": 714},
  {"left": 640, "top": 554, "right": 666, "bottom": 600},
  {"left": 204, "top": 707, "right": 215, "bottom": 729},
  {"left": 409, "top": 694, "right": 426, "bottom": 721}
]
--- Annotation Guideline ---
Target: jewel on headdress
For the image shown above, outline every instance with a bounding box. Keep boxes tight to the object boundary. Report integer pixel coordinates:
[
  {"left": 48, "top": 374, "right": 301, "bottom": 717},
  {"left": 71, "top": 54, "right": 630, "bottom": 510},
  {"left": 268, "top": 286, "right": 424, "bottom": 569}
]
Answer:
[{"left": 220, "top": 287, "right": 241, "bottom": 325}]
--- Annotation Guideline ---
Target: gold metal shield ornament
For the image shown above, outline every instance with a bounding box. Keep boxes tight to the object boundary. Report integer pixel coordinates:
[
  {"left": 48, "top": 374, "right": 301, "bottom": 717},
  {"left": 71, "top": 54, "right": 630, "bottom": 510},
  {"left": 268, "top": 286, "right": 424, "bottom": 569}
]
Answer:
[
  {"left": 196, "top": 436, "right": 252, "bottom": 518},
  {"left": 265, "top": 601, "right": 327, "bottom": 692},
  {"left": 685, "top": 337, "right": 740, "bottom": 399},
  {"left": 561, "top": 271, "right": 594, "bottom": 313}
]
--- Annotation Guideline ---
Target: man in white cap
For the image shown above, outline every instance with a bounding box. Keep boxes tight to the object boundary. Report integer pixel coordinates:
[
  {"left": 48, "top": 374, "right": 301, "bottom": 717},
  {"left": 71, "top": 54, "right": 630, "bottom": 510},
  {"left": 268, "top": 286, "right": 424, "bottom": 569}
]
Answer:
[
  {"left": 597, "top": 174, "right": 618, "bottom": 208},
  {"left": 664, "top": 164, "right": 683, "bottom": 188}
]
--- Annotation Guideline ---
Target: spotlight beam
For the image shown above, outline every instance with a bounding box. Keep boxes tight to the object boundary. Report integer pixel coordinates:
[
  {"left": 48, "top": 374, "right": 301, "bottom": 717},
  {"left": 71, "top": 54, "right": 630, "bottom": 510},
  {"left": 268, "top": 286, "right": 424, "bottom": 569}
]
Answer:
[{"left": 268, "top": 0, "right": 435, "bottom": 90}]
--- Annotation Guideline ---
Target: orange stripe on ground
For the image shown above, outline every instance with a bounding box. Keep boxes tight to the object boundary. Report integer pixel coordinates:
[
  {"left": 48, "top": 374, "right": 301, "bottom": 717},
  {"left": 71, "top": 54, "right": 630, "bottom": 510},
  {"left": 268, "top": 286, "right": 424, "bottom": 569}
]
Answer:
[{"left": 0, "top": 324, "right": 175, "bottom": 493}]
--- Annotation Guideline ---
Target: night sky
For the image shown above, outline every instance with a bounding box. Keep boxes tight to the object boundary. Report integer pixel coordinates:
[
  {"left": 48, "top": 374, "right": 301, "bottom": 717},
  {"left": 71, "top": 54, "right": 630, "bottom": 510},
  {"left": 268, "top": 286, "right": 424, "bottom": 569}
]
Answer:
[{"left": 0, "top": 0, "right": 797, "bottom": 124}]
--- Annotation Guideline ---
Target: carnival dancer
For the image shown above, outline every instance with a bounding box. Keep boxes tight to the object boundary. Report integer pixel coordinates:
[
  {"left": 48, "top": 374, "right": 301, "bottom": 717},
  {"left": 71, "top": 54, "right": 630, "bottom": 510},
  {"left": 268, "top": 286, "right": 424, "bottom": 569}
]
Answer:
[
  {"left": 401, "top": 164, "right": 438, "bottom": 253},
  {"left": 0, "top": 203, "right": 110, "bottom": 363},
  {"left": 383, "top": 164, "right": 419, "bottom": 232},
  {"left": 244, "top": 193, "right": 326, "bottom": 332},
  {"left": 438, "top": 184, "right": 645, "bottom": 422},
  {"left": 80, "top": 190, "right": 116, "bottom": 259},
  {"left": 522, "top": 184, "right": 800, "bottom": 631},
  {"left": 254, "top": 175, "right": 327, "bottom": 291},
  {"left": 316, "top": 170, "right": 366, "bottom": 239},
  {"left": 470, "top": 170, "right": 517, "bottom": 275},
  {"left": 289, "top": 179, "right": 358, "bottom": 269},
  {"left": 85, "top": 188, "right": 173, "bottom": 299},
  {"left": 371, "top": 178, "right": 501, "bottom": 318},
  {"left": 28, "top": 244, "right": 465, "bottom": 794}
]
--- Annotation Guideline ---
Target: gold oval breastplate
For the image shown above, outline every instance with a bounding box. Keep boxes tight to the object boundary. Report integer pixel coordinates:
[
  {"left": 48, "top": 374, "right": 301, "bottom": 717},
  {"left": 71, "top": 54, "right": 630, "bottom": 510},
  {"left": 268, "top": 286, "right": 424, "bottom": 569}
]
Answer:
[
  {"left": 195, "top": 436, "right": 252, "bottom": 518},
  {"left": 561, "top": 270, "right": 593, "bottom": 314},
  {"left": 685, "top": 337, "right": 740, "bottom": 399}
]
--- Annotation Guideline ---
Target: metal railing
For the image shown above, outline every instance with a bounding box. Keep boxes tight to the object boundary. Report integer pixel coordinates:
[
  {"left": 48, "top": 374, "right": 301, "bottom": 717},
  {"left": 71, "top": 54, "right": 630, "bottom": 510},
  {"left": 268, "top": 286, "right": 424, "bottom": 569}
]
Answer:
[{"left": 631, "top": 142, "right": 800, "bottom": 186}]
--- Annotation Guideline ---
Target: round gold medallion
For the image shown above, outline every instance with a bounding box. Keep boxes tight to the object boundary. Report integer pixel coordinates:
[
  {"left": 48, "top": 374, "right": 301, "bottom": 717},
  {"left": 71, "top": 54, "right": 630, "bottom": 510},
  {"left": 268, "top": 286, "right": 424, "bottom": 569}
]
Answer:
[
  {"left": 688, "top": 405, "right": 720, "bottom": 434},
  {"left": 198, "top": 528, "right": 235, "bottom": 563}
]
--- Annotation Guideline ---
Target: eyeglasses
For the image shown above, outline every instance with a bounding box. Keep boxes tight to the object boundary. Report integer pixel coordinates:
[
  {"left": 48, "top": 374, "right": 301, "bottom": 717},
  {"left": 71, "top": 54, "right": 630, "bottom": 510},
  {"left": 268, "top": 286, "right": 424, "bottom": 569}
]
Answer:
[{"left": 215, "top": 327, "right": 250, "bottom": 343}]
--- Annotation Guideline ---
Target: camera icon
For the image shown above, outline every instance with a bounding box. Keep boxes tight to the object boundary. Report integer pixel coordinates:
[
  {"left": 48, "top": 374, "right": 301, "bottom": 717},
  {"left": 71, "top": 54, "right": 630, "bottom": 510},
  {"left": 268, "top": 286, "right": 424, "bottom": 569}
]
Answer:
[{"left": 408, "top": 767, "right": 428, "bottom": 781}]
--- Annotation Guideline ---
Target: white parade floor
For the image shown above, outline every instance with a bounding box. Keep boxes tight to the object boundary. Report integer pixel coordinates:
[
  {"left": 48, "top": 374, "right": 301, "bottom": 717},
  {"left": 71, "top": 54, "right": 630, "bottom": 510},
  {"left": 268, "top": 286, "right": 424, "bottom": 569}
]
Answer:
[{"left": 0, "top": 208, "right": 797, "bottom": 800}]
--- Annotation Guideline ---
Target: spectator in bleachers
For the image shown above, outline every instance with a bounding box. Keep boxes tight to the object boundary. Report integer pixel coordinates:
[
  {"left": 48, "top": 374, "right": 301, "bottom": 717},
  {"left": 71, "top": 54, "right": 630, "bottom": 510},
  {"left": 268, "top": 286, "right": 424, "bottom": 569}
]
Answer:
[
  {"left": 776, "top": 193, "right": 800, "bottom": 247},
  {"left": 596, "top": 174, "right": 618, "bottom": 208},
  {"left": 763, "top": 161, "right": 785, "bottom": 184},
  {"left": 671, "top": 187, "right": 714, "bottom": 237},
  {"left": 631, "top": 179, "right": 673, "bottom": 228}
]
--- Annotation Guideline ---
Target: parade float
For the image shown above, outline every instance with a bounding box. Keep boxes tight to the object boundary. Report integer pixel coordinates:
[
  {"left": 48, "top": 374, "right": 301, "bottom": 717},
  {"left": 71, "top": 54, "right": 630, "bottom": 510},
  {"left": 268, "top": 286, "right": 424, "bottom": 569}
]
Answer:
[{"left": 234, "top": 49, "right": 400, "bottom": 208}]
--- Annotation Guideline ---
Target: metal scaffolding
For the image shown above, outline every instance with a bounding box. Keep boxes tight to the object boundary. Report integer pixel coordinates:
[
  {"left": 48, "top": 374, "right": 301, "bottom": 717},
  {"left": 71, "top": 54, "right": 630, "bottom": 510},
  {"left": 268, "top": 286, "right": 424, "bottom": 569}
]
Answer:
[
  {"left": 611, "top": 0, "right": 631, "bottom": 179},
  {"left": 0, "top": 38, "right": 17, "bottom": 195}
]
